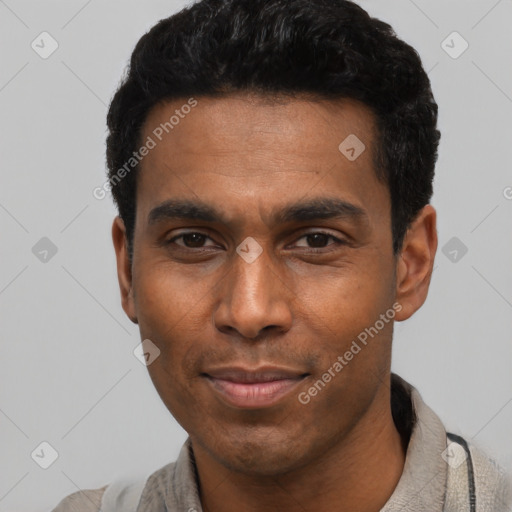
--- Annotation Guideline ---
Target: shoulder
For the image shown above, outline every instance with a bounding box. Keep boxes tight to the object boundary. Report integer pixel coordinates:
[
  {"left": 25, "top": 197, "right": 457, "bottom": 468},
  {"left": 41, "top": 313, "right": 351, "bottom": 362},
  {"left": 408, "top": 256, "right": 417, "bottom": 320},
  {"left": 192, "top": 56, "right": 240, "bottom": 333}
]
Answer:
[
  {"left": 50, "top": 462, "right": 178, "bottom": 512},
  {"left": 50, "top": 485, "right": 108, "bottom": 512},
  {"left": 469, "top": 441, "right": 512, "bottom": 510},
  {"left": 445, "top": 435, "right": 512, "bottom": 512},
  {"left": 50, "top": 440, "right": 195, "bottom": 511}
]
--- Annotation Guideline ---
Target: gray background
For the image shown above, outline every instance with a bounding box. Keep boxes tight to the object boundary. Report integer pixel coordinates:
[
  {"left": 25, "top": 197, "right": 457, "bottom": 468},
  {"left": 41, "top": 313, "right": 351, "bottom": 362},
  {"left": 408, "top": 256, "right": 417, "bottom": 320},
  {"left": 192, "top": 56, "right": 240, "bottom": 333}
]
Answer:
[{"left": 1, "top": 0, "right": 511, "bottom": 510}]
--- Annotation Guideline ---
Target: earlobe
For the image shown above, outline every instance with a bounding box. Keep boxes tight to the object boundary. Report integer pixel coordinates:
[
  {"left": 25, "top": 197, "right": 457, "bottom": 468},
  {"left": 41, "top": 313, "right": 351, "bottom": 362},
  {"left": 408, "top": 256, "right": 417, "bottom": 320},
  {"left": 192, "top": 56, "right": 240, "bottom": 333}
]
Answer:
[
  {"left": 112, "top": 216, "right": 138, "bottom": 324},
  {"left": 394, "top": 205, "right": 438, "bottom": 322}
]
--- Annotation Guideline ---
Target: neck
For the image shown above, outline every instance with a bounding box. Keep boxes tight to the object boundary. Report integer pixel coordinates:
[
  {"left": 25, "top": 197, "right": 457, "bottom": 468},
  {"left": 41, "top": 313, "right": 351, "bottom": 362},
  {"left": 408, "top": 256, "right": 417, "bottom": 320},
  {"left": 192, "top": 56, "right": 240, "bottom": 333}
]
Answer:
[{"left": 192, "top": 382, "right": 407, "bottom": 512}]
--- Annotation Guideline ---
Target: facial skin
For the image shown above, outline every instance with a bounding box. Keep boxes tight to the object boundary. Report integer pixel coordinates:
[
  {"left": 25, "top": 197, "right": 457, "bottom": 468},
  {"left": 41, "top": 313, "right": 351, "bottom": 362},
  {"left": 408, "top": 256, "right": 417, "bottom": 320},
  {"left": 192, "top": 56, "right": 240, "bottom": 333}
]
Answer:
[{"left": 112, "top": 93, "right": 437, "bottom": 512}]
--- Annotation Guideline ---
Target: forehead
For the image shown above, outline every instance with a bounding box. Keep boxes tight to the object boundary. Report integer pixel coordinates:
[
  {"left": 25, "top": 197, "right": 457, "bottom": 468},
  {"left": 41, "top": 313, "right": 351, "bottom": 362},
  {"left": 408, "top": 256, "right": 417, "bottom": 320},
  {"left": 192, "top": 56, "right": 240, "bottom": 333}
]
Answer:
[
  {"left": 135, "top": 93, "right": 389, "bottom": 232},
  {"left": 142, "top": 93, "right": 376, "bottom": 159}
]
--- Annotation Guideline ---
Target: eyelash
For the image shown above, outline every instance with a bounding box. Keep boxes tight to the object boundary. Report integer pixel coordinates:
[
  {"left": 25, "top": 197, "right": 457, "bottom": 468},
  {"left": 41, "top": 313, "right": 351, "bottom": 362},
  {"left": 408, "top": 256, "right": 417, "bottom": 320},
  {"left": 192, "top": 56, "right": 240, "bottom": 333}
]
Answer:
[{"left": 165, "top": 230, "right": 346, "bottom": 253}]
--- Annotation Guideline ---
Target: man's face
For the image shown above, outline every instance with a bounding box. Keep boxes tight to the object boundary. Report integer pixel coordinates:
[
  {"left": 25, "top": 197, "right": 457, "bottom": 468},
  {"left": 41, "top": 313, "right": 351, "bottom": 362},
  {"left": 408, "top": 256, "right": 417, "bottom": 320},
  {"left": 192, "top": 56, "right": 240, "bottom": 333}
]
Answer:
[{"left": 120, "top": 94, "right": 402, "bottom": 475}]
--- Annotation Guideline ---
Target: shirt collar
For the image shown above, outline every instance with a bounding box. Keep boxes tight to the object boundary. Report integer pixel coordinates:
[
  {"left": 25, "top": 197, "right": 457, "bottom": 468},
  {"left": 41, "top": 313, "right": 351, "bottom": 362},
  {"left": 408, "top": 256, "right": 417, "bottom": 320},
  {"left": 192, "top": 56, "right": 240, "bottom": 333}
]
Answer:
[{"left": 380, "top": 373, "right": 448, "bottom": 511}]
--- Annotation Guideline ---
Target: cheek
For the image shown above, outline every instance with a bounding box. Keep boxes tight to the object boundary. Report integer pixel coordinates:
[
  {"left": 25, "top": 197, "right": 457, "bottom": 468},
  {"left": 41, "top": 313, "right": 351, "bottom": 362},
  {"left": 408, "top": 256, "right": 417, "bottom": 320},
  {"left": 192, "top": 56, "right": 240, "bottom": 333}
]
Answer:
[
  {"left": 290, "top": 263, "right": 396, "bottom": 399},
  {"left": 133, "top": 274, "right": 199, "bottom": 403},
  {"left": 293, "top": 260, "right": 393, "bottom": 337},
  {"left": 132, "top": 266, "right": 212, "bottom": 385},
  {"left": 134, "top": 263, "right": 210, "bottom": 339},
  {"left": 146, "top": 365, "right": 207, "bottom": 437},
  {"left": 144, "top": 338, "right": 205, "bottom": 429}
]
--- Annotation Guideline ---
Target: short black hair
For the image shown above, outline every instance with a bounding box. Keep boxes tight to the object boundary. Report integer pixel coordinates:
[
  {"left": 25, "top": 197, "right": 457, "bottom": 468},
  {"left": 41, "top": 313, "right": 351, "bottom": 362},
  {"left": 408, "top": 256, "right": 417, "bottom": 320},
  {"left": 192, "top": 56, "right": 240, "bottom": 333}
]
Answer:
[{"left": 106, "top": 0, "right": 440, "bottom": 257}]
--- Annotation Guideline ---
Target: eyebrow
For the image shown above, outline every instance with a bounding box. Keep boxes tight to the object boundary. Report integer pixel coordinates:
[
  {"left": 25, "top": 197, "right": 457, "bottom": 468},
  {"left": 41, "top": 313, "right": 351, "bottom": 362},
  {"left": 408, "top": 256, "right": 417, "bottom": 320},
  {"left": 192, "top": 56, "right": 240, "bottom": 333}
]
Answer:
[{"left": 148, "top": 197, "right": 369, "bottom": 229}]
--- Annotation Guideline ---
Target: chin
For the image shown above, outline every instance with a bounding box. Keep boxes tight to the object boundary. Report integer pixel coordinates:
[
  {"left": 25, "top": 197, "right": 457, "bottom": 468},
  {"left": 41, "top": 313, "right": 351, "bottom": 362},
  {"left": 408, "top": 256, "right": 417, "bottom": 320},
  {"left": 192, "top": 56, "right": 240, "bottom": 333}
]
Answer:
[{"left": 206, "top": 430, "right": 311, "bottom": 477}]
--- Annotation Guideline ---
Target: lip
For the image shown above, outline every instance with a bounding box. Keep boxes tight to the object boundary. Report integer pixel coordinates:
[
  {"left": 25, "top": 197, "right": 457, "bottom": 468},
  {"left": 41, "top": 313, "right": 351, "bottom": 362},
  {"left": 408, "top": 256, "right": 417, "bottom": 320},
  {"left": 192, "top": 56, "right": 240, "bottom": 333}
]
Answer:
[{"left": 202, "top": 366, "right": 309, "bottom": 409}]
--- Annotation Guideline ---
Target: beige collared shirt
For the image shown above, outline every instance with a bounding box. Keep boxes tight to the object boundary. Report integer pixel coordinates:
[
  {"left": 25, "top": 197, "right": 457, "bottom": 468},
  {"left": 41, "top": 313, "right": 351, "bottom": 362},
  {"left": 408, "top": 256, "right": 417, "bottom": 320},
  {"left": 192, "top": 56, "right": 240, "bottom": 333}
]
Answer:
[{"left": 52, "top": 374, "right": 512, "bottom": 511}]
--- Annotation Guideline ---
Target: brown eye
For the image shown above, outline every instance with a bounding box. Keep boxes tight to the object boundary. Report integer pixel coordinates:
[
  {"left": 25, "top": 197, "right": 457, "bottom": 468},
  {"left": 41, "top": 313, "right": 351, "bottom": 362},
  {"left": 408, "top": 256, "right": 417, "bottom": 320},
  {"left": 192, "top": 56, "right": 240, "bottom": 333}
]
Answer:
[
  {"left": 293, "top": 231, "right": 345, "bottom": 250},
  {"left": 304, "top": 233, "right": 331, "bottom": 248},
  {"left": 180, "top": 233, "right": 207, "bottom": 248},
  {"left": 167, "top": 232, "right": 217, "bottom": 249}
]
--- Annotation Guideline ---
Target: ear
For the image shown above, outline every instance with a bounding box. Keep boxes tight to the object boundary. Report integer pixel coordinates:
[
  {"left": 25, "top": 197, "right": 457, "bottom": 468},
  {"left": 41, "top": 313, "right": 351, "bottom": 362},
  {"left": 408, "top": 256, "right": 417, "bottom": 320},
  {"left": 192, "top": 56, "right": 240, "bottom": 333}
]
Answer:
[
  {"left": 112, "top": 216, "right": 138, "bottom": 324},
  {"left": 394, "top": 204, "right": 437, "bottom": 321}
]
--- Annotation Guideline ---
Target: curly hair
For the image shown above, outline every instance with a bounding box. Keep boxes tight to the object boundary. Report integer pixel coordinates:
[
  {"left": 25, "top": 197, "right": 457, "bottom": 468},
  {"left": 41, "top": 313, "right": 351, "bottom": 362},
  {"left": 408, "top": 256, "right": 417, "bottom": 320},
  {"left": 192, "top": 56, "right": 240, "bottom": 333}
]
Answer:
[{"left": 106, "top": 0, "right": 440, "bottom": 257}]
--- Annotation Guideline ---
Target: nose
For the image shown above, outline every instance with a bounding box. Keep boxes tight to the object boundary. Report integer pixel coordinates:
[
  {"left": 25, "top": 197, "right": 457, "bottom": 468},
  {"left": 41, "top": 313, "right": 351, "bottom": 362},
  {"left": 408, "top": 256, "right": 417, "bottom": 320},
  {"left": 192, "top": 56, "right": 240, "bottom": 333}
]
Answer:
[{"left": 213, "top": 244, "right": 293, "bottom": 340}]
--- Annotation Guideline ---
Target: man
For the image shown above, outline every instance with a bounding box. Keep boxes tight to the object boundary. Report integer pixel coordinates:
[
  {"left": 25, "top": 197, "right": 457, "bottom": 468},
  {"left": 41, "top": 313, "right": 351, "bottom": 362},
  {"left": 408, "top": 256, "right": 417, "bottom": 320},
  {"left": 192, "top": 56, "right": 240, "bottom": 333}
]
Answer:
[{"left": 53, "top": 0, "right": 511, "bottom": 510}]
